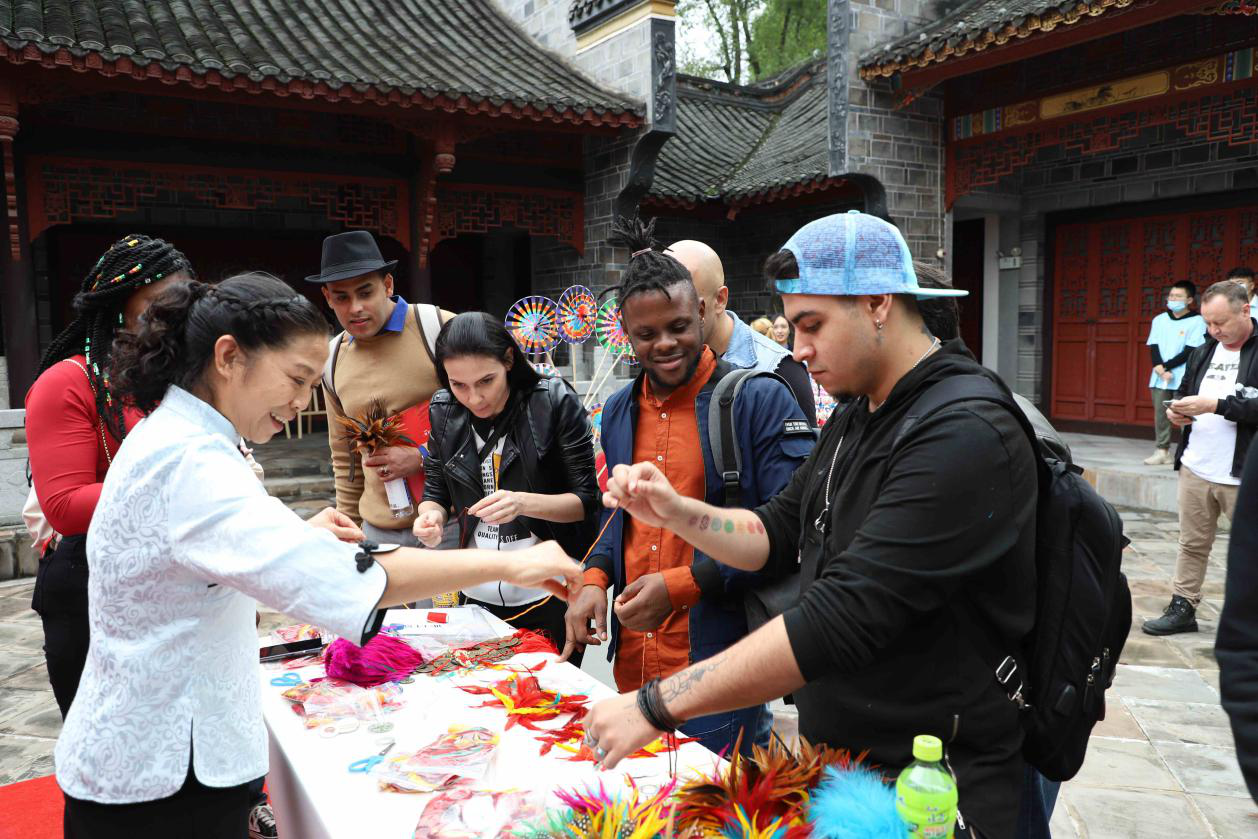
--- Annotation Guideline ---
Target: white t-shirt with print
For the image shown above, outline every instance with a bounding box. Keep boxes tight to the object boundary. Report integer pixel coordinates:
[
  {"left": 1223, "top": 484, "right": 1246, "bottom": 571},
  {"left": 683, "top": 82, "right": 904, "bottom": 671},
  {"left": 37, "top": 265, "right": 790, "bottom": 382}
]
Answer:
[
  {"left": 461, "top": 431, "right": 546, "bottom": 607},
  {"left": 1181, "top": 344, "right": 1242, "bottom": 486}
]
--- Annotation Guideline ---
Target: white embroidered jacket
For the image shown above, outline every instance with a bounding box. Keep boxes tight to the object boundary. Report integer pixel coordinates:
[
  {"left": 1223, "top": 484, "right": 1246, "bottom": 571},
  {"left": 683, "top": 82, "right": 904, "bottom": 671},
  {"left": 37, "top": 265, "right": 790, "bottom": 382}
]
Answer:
[{"left": 56, "top": 386, "right": 387, "bottom": 803}]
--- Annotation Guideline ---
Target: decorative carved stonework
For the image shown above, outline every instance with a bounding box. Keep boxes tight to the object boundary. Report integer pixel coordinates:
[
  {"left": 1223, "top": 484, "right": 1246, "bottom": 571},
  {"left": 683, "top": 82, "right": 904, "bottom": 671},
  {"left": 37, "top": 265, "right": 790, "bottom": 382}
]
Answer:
[
  {"left": 827, "top": 0, "right": 849, "bottom": 176},
  {"left": 432, "top": 184, "right": 583, "bottom": 254},
  {"left": 27, "top": 159, "right": 410, "bottom": 247},
  {"left": 0, "top": 115, "right": 19, "bottom": 261},
  {"left": 651, "top": 19, "right": 677, "bottom": 132}
]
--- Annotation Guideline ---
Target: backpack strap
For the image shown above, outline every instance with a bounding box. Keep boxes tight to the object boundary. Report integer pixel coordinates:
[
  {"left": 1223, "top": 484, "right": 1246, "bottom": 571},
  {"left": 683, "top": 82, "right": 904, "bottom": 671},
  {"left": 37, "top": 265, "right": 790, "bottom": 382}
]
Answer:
[
  {"left": 322, "top": 332, "right": 346, "bottom": 399},
  {"left": 414, "top": 304, "right": 445, "bottom": 364},
  {"left": 707, "top": 368, "right": 792, "bottom": 507}
]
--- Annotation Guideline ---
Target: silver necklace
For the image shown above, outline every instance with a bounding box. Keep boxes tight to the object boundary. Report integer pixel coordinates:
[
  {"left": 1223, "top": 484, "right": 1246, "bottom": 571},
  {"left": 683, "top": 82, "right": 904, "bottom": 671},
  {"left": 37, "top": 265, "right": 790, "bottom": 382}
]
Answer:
[{"left": 813, "top": 337, "right": 941, "bottom": 533}]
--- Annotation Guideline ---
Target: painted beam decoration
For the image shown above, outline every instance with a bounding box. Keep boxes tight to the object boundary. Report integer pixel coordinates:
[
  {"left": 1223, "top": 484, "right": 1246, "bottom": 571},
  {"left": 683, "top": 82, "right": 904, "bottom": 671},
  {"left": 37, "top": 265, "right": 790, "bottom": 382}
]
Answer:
[{"left": 946, "top": 47, "right": 1257, "bottom": 205}]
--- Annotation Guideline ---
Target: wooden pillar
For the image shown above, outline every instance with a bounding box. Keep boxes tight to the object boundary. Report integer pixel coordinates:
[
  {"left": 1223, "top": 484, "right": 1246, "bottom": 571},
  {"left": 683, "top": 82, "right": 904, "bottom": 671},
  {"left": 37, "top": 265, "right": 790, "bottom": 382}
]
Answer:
[
  {"left": 407, "top": 129, "right": 456, "bottom": 306},
  {"left": 0, "top": 82, "right": 37, "bottom": 406}
]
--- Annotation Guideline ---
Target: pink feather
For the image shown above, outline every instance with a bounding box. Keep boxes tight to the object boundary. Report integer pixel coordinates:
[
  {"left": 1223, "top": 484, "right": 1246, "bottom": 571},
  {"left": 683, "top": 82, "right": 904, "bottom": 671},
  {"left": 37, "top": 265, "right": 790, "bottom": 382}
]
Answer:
[{"left": 322, "top": 634, "right": 424, "bottom": 687}]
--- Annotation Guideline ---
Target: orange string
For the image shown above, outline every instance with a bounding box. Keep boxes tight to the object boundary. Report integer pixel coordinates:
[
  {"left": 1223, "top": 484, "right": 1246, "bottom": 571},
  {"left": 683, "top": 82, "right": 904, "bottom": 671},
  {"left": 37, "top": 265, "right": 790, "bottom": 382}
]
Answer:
[{"left": 501, "top": 506, "right": 622, "bottom": 623}]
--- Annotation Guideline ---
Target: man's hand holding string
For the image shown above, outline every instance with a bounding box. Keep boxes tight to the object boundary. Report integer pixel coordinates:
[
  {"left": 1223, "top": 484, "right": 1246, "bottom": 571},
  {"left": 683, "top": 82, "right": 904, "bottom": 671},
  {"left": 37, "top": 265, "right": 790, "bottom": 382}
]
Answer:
[
  {"left": 559, "top": 584, "right": 608, "bottom": 662},
  {"left": 603, "top": 461, "right": 773, "bottom": 573}
]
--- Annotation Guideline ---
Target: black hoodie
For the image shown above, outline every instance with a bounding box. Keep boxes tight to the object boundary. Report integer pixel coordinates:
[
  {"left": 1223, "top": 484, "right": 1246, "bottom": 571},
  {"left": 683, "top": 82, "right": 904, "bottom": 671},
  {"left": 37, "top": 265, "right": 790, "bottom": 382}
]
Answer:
[{"left": 753, "top": 340, "right": 1038, "bottom": 836}]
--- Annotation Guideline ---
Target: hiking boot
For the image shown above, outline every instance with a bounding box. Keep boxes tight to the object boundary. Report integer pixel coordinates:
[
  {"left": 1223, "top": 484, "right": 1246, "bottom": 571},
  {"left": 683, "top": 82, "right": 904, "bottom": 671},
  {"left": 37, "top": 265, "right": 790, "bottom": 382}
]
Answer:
[
  {"left": 1142, "top": 595, "right": 1198, "bottom": 636},
  {"left": 248, "top": 803, "right": 277, "bottom": 839},
  {"left": 1143, "top": 449, "right": 1170, "bottom": 465}
]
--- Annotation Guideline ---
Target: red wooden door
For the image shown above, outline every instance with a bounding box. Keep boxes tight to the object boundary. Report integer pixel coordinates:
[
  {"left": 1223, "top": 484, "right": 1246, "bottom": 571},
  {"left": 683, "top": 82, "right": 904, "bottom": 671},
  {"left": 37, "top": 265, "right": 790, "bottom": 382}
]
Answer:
[{"left": 1051, "top": 204, "right": 1258, "bottom": 427}]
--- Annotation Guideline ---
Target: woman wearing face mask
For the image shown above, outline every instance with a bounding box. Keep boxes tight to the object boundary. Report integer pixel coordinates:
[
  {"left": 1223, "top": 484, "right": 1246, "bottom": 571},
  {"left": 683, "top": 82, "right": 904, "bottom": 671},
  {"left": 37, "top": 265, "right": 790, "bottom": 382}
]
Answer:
[
  {"left": 1145, "top": 280, "right": 1206, "bottom": 465},
  {"left": 414, "top": 312, "right": 599, "bottom": 659},
  {"left": 55, "top": 274, "right": 580, "bottom": 836}
]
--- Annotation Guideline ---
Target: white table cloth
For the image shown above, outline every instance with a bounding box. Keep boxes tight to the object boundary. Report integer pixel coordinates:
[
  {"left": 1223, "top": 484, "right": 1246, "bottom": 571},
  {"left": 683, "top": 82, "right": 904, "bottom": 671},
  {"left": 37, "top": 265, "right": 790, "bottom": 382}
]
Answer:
[{"left": 261, "top": 607, "right": 719, "bottom": 839}]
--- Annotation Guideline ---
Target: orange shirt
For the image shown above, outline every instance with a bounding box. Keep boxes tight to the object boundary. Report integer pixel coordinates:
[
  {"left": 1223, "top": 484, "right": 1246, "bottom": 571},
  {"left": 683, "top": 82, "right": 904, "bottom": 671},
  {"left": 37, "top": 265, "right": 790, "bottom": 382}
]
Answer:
[{"left": 592, "top": 348, "right": 716, "bottom": 692}]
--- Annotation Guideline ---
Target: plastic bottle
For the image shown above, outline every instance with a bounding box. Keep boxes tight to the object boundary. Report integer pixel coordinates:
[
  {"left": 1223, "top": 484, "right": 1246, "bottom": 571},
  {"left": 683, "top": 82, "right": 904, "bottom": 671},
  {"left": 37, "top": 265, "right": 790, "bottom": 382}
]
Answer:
[{"left": 895, "top": 734, "right": 958, "bottom": 838}]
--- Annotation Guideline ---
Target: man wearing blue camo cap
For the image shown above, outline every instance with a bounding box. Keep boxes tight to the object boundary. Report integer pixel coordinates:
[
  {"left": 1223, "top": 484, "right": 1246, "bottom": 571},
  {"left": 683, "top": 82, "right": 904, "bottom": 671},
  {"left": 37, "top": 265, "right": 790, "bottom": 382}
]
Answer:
[{"left": 584, "top": 211, "right": 1042, "bottom": 838}]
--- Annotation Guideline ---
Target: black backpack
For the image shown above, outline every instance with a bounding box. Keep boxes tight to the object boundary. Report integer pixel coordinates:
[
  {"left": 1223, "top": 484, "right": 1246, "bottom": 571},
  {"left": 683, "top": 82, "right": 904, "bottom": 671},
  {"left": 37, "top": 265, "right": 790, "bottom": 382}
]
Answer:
[{"left": 895, "top": 374, "right": 1132, "bottom": 782}]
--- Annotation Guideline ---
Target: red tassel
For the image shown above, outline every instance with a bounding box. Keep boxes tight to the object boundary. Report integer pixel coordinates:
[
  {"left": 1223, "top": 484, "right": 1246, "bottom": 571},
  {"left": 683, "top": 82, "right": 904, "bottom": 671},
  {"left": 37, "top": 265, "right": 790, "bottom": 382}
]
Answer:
[
  {"left": 510, "top": 629, "right": 559, "bottom": 655},
  {"left": 322, "top": 634, "right": 424, "bottom": 687}
]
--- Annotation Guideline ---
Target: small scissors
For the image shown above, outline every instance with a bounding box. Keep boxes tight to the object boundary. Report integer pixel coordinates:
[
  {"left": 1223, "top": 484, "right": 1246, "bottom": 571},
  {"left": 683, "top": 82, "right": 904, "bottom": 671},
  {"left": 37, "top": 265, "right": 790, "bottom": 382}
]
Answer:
[
  {"left": 348, "top": 740, "right": 395, "bottom": 773},
  {"left": 270, "top": 673, "right": 303, "bottom": 687}
]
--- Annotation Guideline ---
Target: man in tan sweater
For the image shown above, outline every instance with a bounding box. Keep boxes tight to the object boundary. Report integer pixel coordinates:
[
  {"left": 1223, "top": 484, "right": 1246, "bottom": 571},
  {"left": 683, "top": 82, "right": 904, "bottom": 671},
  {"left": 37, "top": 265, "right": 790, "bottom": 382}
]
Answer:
[{"left": 306, "top": 231, "right": 455, "bottom": 548}]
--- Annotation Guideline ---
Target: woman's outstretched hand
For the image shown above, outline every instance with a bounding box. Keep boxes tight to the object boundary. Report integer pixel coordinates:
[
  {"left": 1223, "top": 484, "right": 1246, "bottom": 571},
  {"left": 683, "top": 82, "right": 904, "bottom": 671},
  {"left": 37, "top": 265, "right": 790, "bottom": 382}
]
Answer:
[{"left": 506, "top": 541, "right": 582, "bottom": 601}]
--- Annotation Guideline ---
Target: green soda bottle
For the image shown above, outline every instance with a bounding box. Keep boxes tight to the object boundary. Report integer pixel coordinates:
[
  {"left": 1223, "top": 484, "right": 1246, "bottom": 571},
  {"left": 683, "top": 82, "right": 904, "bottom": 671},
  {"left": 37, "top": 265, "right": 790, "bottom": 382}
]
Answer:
[{"left": 895, "top": 734, "right": 958, "bottom": 838}]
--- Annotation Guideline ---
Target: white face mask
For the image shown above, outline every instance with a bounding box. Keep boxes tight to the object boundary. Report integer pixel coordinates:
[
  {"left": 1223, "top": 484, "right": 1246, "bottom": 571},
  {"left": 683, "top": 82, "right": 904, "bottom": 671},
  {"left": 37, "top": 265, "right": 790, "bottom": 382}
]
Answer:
[{"left": 1167, "top": 300, "right": 1187, "bottom": 312}]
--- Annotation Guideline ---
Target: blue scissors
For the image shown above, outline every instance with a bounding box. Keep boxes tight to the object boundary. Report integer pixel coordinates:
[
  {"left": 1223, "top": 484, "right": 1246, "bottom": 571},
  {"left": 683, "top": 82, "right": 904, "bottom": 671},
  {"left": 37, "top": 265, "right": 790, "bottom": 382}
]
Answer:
[
  {"left": 270, "top": 673, "right": 303, "bottom": 687},
  {"left": 348, "top": 740, "right": 395, "bottom": 773}
]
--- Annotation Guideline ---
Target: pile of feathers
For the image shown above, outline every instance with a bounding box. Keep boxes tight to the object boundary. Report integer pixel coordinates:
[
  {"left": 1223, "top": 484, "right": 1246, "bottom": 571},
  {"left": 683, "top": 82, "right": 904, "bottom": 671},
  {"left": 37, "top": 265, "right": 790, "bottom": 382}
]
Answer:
[{"left": 512, "top": 736, "right": 904, "bottom": 839}]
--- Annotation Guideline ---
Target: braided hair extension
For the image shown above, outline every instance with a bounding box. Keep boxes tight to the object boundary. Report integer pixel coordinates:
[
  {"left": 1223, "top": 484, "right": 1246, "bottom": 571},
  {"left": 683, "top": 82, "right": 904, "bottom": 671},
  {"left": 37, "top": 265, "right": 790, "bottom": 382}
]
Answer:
[
  {"left": 606, "top": 214, "right": 693, "bottom": 305},
  {"left": 111, "top": 272, "right": 329, "bottom": 414},
  {"left": 38, "top": 234, "right": 192, "bottom": 441}
]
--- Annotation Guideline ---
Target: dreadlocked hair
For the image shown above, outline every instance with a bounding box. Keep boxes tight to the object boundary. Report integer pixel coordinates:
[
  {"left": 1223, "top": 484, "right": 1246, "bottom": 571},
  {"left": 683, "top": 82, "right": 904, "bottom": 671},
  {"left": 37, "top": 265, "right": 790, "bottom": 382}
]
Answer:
[
  {"left": 607, "top": 214, "right": 692, "bottom": 304},
  {"left": 38, "top": 234, "right": 192, "bottom": 441},
  {"left": 111, "top": 272, "right": 329, "bottom": 414}
]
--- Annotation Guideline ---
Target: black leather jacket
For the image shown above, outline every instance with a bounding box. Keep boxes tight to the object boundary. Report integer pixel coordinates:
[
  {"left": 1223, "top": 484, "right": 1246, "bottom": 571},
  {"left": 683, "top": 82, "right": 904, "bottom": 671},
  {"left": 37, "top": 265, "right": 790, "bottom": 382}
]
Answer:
[{"left": 422, "top": 377, "right": 599, "bottom": 560}]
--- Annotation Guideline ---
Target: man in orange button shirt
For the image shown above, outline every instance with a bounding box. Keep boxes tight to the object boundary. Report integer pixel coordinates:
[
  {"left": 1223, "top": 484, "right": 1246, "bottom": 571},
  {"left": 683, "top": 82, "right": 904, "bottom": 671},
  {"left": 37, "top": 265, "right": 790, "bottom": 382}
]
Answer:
[{"left": 561, "top": 216, "right": 814, "bottom": 756}]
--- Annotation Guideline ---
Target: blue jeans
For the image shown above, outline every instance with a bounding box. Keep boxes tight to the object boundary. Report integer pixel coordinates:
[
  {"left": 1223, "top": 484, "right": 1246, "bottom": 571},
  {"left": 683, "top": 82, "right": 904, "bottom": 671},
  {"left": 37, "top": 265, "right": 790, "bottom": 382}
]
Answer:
[
  {"left": 680, "top": 703, "right": 772, "bottom": 758},
  {"left": 1017, "top": 764, "right": 1060, "bottom": 838}
]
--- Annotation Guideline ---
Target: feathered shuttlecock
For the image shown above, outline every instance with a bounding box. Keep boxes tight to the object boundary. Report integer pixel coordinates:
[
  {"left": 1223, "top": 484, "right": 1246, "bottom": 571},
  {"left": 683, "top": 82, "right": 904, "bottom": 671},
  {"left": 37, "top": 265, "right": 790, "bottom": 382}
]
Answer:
[
  {"left": 806, "top": 764, "right": 902, "bottom": 839},
  {"left": 337, "top": 398, "right": 415, "bottom": 481},
  {"left": 672, "top": 734, "right": 868, "bottom": 836},
  {"left": 515, "top": 779, "right": 677, "bottom": 839}
]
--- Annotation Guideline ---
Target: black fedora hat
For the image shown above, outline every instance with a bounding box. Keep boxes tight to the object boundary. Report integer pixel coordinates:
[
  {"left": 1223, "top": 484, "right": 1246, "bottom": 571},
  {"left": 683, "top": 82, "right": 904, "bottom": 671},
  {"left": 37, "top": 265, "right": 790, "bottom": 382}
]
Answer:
[{"left": 305, "top": 230, "right": 398, "bottom": 284}]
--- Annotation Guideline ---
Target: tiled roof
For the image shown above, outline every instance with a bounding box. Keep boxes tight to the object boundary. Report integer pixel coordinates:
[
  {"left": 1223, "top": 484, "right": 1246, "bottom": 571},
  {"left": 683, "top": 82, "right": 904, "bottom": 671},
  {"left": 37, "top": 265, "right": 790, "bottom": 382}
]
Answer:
[
  {"left": 0, "top": 0, "right": 642, "bottom": 127},
  {"left": 648, "top": 63, "right": 834, "bottom": 206},
  {"left": 860, "top": 0, "right": 1137, "bottom": 80}
]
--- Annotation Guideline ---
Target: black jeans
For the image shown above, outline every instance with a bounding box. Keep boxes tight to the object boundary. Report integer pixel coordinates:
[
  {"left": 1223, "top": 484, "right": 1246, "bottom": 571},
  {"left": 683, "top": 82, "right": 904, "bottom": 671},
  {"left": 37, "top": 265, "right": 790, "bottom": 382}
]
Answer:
[
  {"left": 30, "top": 536, "right": 90, "bottom": 719},
  {"left": 464, "top": 593, "right": 582, "bottom": 667},
  {"left": 64, "top": 763, "right": 255, "bottom": 839}
]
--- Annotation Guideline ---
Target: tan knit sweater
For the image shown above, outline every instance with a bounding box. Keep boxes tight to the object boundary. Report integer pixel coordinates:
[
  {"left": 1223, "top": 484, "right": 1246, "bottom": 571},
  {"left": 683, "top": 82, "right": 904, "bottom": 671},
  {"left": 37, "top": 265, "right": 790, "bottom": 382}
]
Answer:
[{"left": 324, "top": 307, "right": 452, "bottom": 530}]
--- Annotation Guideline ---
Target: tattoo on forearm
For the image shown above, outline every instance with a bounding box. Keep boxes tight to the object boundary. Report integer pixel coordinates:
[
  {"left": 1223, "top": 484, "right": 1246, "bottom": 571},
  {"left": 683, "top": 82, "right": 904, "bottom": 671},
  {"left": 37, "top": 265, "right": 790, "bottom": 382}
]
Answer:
[
  {"left": 686, "top": 512, "right": 765, "bottom": 536},
  {"left": 661, "top": 660, "right": 721, "bottom": 704}
]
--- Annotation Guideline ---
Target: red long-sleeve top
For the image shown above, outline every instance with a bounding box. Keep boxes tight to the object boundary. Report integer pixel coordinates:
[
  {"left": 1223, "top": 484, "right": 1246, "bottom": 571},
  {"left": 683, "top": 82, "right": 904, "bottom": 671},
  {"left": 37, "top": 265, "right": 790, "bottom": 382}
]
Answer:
[{"left": 25, "top": 356, "right": 143, "bottom": 536}]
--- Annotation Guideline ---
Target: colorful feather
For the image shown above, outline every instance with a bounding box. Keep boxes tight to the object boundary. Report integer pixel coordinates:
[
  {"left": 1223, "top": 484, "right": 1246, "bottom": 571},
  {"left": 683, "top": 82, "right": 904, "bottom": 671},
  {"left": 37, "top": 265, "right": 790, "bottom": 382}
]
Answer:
[
  {"left": 806, "top": 764, "right": 902, "bottom": 839},
  {"left": 672, "top": 735, "right": 869, "bottom": 836},
  {"left": 337, "top": 398, "right": 416, "bottom": 481}
]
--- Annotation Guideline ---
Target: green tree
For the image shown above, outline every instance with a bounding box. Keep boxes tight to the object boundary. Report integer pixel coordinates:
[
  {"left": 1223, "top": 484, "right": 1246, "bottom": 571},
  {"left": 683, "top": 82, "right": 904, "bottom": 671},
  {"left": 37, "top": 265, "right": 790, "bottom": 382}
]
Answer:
[{"left": 676, "top": 0, "right": 827, "bottom": 84}]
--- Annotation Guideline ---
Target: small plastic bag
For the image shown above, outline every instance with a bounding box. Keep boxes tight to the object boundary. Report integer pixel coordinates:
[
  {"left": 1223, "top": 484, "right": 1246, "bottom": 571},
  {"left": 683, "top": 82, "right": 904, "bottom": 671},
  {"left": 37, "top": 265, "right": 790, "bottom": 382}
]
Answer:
[
  {"left": 282, "top": 679, "right": 404, "bottom": 729},
  {"left": 374, "top": 726, "right": 499, "bottom": 793}
]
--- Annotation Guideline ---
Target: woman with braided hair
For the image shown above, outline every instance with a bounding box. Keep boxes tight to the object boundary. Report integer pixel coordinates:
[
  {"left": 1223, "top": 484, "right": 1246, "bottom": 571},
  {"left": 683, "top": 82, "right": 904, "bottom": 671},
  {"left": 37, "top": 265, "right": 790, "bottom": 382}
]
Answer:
[
  {"left": 26, "top": 233, "right": 193, "bottom": 719},
  {"left": 54, "top": 271, "right": 580, "bottom": 836}
]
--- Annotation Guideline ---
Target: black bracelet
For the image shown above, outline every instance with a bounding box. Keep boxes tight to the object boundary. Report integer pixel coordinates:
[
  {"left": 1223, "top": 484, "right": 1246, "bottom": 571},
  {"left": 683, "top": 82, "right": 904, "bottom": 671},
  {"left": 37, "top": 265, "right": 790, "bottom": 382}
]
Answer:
[
  {"left": 355, "top": 540, "right": 380, "bottom": 573},
  {"left": 638, "top": 678, "right": 682, "bottom": 732}
]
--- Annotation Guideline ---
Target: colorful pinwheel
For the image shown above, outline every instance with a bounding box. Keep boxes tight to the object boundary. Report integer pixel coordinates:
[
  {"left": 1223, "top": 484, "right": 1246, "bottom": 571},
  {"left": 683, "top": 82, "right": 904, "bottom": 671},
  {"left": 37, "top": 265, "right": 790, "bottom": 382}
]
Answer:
[
  {"left": 557, "top": 285, "right": 598, "bottom": 344},
  {"left": 505, "top": 296, "right": 560, "bottom": 355},
  {"left": 594, "top": 298, "right": 636, "bottom": 364}
]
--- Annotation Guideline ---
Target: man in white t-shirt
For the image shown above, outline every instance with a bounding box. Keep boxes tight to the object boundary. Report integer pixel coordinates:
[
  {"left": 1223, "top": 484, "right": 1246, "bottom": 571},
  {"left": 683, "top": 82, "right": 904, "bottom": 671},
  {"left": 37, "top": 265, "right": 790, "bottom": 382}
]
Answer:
[{"left": 1146, "top": 280, "right": 1258, "bottom": 636}]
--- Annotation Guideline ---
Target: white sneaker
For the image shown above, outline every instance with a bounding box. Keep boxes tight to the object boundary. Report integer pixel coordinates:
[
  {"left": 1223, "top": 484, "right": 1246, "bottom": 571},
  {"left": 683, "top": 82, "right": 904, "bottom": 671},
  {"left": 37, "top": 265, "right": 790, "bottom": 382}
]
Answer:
[
  {"left": 1143, "top": 449, "right": 1169, "bottom": 465},
  {"left": 248, "top": 804, "right": 277, "bottom": 839}
]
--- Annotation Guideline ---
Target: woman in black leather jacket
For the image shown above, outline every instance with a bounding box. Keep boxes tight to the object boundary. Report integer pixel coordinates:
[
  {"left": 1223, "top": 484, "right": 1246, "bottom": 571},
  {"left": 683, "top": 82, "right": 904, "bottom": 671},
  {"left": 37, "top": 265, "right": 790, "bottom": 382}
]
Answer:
[{"left": 415, "top": 312, "right": 599, "bottom": 658}]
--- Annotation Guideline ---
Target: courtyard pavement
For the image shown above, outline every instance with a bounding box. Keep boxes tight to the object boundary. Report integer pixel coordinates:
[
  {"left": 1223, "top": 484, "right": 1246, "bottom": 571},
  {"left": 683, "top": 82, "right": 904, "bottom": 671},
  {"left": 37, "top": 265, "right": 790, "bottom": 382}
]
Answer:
[{"left": 1, "top": 505, "right": 1256, "bottom": 836}]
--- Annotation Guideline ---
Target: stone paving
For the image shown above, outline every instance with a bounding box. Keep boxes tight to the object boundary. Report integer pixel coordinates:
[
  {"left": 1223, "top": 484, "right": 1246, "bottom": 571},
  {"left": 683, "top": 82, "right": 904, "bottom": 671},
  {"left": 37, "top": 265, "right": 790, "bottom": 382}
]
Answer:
[{"left": 1, "top": 505, "right": 1256, "bottom": 836}]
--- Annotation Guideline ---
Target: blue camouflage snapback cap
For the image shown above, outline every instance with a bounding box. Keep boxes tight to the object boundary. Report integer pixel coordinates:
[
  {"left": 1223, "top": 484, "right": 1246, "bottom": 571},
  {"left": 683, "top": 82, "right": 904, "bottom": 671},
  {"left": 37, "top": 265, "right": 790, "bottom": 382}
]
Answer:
[{"left": 776, "top": 210, "right": 968, "bottom": 298}]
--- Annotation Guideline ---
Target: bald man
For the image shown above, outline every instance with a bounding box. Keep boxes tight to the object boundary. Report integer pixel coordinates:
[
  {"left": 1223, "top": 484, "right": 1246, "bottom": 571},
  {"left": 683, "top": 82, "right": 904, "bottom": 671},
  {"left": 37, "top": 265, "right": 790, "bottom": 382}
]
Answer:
[{"left": 667, "top": 240, "right": 816, "bottom": 425}]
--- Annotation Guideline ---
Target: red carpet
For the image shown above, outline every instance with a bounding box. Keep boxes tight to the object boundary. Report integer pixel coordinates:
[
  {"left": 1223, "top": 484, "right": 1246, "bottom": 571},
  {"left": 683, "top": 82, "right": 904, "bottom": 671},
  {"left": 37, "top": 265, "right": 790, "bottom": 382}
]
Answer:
[{"left": 0, "top": 774, "right": 62, "bottom": 839}]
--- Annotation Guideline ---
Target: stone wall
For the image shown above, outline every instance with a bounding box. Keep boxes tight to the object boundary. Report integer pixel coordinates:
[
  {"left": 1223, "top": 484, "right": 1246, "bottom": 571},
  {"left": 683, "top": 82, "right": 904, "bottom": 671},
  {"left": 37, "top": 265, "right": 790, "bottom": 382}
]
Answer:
[
  {"left": 843, "top": 0, "right": 945, "bottom": 261},
  {"left": 494, "top": 0, "right": 579, "bottom": 56}
]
